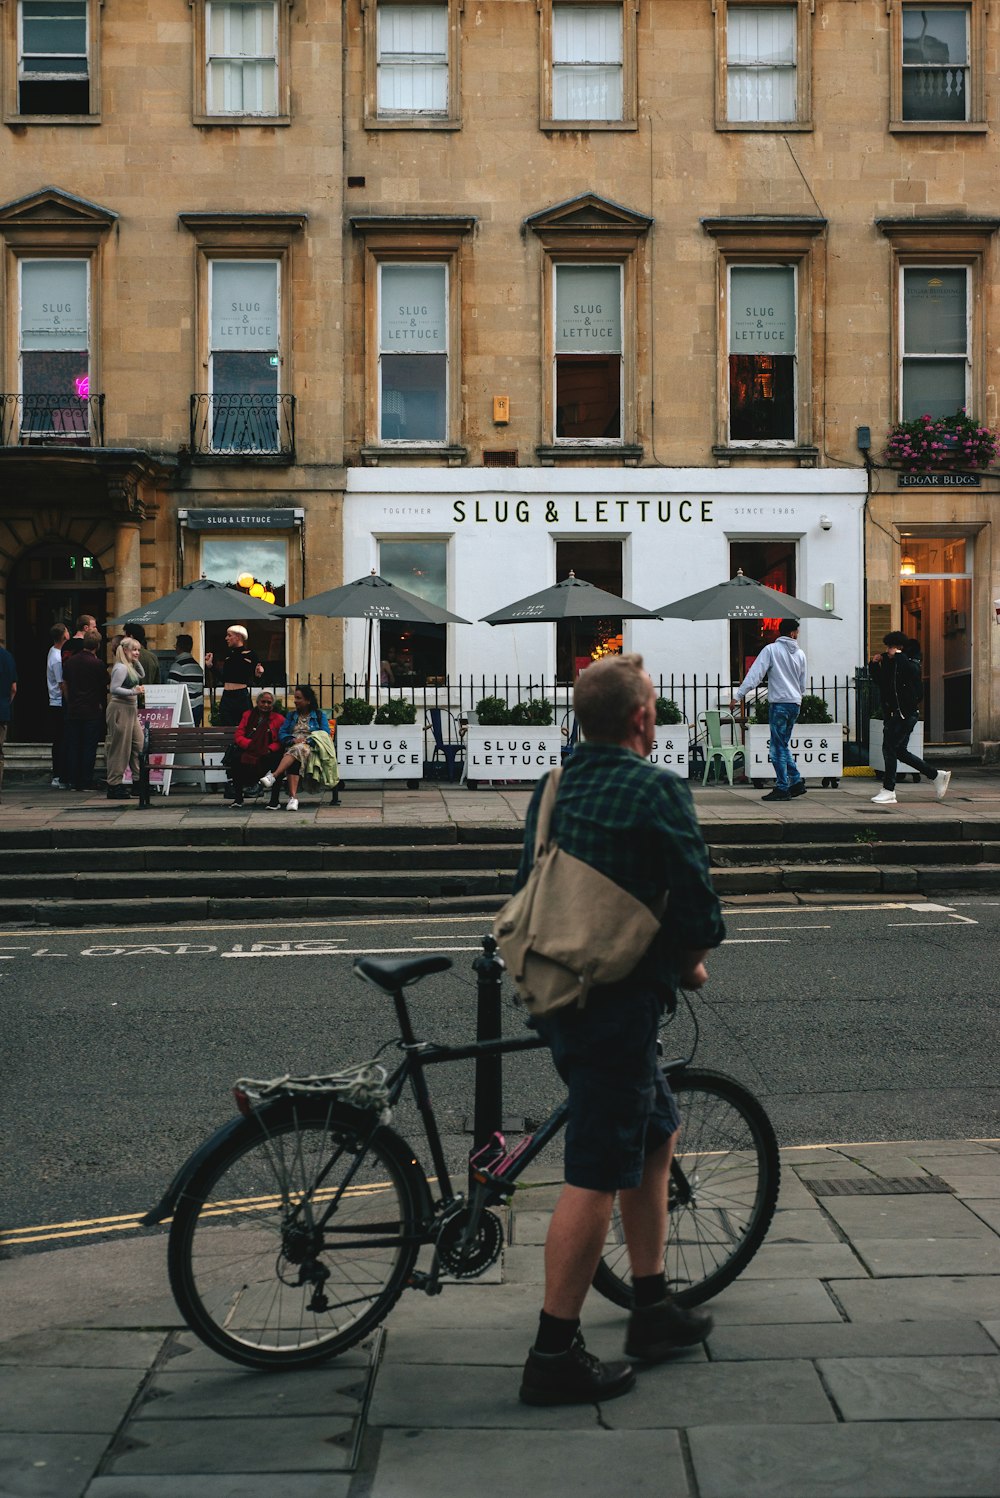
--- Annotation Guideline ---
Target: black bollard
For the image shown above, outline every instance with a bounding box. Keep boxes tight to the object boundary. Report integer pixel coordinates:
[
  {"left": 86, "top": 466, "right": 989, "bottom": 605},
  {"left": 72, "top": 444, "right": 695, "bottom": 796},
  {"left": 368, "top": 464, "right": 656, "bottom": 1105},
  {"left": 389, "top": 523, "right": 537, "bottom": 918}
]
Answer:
[{"left": 471, "top": 933, "right": 505, "bottom": 1149}]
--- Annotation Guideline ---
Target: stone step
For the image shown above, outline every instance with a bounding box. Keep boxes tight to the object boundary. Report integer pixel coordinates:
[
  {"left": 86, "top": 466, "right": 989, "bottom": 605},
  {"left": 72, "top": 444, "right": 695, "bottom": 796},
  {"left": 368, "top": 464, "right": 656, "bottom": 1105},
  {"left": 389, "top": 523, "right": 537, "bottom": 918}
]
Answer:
[
  {"left": 0, "top": 823, "right": 524, "bottom": 851},
  {"left": 0, "top": 868, "right": 514, "bottom": 901},
  {"left": 0, "top": 844, "right": 523, "bottom": 875},
  {"left": 0, "top": 892, "right": 511, "bottom": 927},
  {"left": 707, "top": 840, "right": 997, "bottom": 868},
  {"left": 710, "top": 864, "right": 1000, "bottom": 896}
]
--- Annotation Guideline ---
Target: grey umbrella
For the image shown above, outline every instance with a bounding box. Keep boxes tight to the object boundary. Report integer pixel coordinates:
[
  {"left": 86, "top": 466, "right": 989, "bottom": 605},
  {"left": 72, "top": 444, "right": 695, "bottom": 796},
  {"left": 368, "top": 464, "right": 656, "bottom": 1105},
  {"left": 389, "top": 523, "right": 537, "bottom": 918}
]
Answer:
[
  {"left": 106, "top": 577, "right": 280, "bottom": 626},
  {"left": 481, "top": 571, "right": 659, "bottom": 676},
  {"left": 653, "top": 570, "right": 840, "bottom": 622},
  {"left": 271, "top": 571, "right": 471, "bottom": 692}
]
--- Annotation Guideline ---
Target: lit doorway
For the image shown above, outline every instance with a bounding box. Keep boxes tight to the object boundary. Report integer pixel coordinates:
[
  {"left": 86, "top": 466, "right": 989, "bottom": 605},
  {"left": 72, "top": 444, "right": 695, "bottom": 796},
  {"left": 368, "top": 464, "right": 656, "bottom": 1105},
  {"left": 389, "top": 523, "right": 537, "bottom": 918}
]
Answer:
[
  {"left": 728, "top": 540, "right": 796, "bottom": 684},
  {"left": 899, "top": 536, "right": 972, "bottom": 743},
  {"left": 7, "top": 543, "right": 107, "bottom": 741},
  {"left": 554, "top": 539, "right": 623, "bottom": 682}
]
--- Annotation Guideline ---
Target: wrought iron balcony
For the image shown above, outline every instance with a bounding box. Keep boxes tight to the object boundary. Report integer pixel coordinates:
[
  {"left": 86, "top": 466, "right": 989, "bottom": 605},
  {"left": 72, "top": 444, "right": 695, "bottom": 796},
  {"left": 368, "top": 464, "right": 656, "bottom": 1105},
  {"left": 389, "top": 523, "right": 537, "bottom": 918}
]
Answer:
[
  {"left": 189, "top": 393, "right": 296, "bottom": 460},
  {"left": 1, "top": 393, "right": 105, "bottom": 448}
]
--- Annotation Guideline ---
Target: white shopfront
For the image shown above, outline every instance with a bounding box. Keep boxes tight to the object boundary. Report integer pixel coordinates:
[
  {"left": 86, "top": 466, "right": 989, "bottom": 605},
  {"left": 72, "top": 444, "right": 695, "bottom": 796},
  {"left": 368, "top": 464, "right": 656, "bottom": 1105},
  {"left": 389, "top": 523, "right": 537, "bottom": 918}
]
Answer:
[{"left": 344, "top": 470, "right": 866, "bottom": 693}]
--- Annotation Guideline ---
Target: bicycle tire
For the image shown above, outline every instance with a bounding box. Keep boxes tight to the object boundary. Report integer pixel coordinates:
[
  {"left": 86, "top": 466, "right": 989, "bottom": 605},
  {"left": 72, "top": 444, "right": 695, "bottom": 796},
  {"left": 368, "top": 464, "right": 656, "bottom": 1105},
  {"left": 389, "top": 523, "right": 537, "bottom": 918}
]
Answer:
[
  {"left": 592, "top": 1068, "right": 779, "bottom": 1310},
  {"left": 168, "top": 1096, "right": 425, "bottom": 1370}
]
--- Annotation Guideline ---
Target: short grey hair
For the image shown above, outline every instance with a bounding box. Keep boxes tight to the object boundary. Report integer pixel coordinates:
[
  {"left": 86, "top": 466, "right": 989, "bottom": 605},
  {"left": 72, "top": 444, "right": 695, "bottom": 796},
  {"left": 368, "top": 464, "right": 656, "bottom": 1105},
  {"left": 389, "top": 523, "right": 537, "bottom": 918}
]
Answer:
[{"left": 573, "top": 653, "right": 651, "bottom": 742}]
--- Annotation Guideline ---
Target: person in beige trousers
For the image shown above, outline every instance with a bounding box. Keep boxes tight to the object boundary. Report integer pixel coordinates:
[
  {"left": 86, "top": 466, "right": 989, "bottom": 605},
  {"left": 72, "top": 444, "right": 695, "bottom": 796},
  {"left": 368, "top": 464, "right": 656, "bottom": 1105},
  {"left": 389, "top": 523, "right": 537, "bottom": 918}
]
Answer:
[{"left": 105, "top": 638, "right": 145, "bottom": 800}]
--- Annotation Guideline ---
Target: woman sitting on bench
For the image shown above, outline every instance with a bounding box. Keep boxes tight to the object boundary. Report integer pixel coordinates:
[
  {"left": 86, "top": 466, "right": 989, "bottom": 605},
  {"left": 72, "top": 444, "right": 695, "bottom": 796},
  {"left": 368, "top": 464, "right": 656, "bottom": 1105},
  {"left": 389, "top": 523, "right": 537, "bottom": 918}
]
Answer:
[
  {"left": 228, "top": 691, "right": 286, "bottom": 810},
  {"left": 260, "top": 684, "right": 332, "bottom": 812}
]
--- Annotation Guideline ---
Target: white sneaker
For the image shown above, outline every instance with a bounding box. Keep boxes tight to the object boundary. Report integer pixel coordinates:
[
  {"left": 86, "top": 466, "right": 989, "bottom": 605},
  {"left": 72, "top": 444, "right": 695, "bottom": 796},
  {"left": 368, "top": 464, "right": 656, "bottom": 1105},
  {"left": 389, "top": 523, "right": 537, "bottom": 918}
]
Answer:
[
  {"left": 285, "top": 796, "right": 298, "bottom": 811},
  {"left": 934, "top": 770, "right": 952, "bottom": 800},
  {"left": 260, "top": 772, "right": 275, "bottom": 788},
  {"left": 51, "top": 776, "right": 62, "bottom": 787},
  {"left": 871, "top": 789, "right": 897, "bottom": 804}
]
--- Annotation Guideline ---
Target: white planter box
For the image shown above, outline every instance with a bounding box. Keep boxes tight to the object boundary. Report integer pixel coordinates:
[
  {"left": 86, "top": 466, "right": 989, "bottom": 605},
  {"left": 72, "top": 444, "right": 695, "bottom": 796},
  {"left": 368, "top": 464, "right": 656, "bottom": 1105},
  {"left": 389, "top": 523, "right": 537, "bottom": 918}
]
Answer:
[
  {"left": 869, "top": 719, "right": 925, "bottom": 778},
  {"left": 648, "top": 726, "right": 690, "bottom": 779},
  {"left": 746, "top": 723, "right": 844, "bottom": 784},
  {"left": 466, "top": 727, "right": 562, "bottom": 783},
  {"left": 336, "top": 726, "right": 423, "bottom": 781}
]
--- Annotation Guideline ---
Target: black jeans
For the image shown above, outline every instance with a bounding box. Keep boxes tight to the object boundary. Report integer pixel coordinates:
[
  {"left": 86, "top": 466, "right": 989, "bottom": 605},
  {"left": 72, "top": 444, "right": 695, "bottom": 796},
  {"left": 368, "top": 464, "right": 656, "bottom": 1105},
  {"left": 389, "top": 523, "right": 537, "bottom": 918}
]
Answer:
[
  {"left": 48, "top": 705, "right": 66, "bottom": 780},
  {"left": 64, "top": 717, "right": 102, "bottom": 790},
  {"left": 882, "top": 715, "right": 937, "bottom": 790},
  {"left": 219, "top": 689, "right": 251, "bottom": 727}
]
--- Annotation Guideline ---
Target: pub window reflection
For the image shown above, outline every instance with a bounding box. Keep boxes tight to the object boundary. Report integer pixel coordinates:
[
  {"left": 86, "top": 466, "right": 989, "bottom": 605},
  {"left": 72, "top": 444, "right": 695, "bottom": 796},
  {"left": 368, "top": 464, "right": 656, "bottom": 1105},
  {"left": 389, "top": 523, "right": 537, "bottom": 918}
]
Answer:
[
  {"left": 728, "top": 539, "right": 796, "bottom": 682},
  {"left": 555, "top": 538, "right": 623, "bottom": 681},
  {"left": 379, "top": 539, "right": 448, "bottom": 686},
  {"left": 201, "top": 538, "right": 287, "bottom": 684}
]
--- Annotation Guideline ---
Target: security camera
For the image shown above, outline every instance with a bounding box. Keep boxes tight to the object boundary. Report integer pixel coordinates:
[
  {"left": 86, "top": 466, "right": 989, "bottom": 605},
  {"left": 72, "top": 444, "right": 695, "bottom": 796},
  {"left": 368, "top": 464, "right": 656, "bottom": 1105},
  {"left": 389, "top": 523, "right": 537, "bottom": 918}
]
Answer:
[{"left": 820, "top": 515, "right": 832, "bottom": 531}]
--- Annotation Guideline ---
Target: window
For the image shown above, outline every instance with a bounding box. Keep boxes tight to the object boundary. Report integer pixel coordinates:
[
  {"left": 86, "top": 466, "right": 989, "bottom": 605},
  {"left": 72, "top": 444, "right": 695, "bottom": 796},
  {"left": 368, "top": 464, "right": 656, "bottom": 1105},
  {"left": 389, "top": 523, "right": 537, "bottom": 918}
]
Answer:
[
  {"left": 554, "top": 264, "right": 622, "bottom": 441},
  {"left": 351, "top": 214, "right": 474, "bottom": 457},
  {"left": 890, "top": 2, "right": 983, "bottom": 130},
  {"left": 877, "top": 216, "right": 999, "bottom": 429},
  {"left": 192, "top": 0, "right": 289, "bottom": 123},
  {"left": 206, "top": 1, "right": 278, "bottom": 116},
  {"left": 379, "top": 539, "right": 448, "bottom": 685},
  {"left": 12, "top": 0, "right": 99, "bottom": 118},
  {"left": 729, "top": 539, "right": 796, "bottom": 681},
  {"left": 703, "top": 215, "right": 825, "bottom": 459},
  {"left": 365, "top": 0, "right": 461, "bottom": 129},
  {"left": 900, "top": 267, "right": 969, "bottom": 420},
  {"left": 180, "top": 211, "right": 304, "bottom": 458},
  {"left": 715, "top": 0, "right": 811, "bottom": 130},
  {"left": 18, "top": 259, "right": 90, "bottom": 440},
  {"left": 526, "top": 193, "right": 649, "bottom": 458},
  {"left": 541, "top": 0, "right": 637, "bottom": 129},
  {"left": 378, "top": 263, "right": 447, "bottom": 443},
  {"left": 201, "top": 538, "right": 287, "bottom": 683},
  {"left": 208, "top": 260, "right": 280, "bottom": 452},
  {"left": 555, "top": 539, "right": 622, "bottom": 681},
  {"left": 728, "top": 265, "right": 796, "bottom": 443}
]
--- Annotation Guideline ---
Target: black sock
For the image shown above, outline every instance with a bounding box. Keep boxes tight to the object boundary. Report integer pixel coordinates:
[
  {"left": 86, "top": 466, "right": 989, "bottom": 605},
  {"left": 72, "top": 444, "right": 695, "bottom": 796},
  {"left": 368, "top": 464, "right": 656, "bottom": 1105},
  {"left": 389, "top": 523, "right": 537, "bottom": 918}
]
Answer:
[
  {"left": 534, "top": 1310, "right": 579, "bottom": 1355},
  {"left": 633, "top": 1272, "right": 667, "bottom": 1309}
]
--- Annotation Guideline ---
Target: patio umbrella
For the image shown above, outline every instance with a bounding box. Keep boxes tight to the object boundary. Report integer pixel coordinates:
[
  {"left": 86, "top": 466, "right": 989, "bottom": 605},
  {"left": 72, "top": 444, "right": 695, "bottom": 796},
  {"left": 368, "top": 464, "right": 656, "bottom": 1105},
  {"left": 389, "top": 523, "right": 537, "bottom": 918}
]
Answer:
[
  {"left": 271, "top": 571, "right": 471, "bottom": 692},
  {"left": 481, "top": 571, "right": 660, "bottom": 677},
  {"left": 106, "top": 577, "right": 280, "bottom": 626}
]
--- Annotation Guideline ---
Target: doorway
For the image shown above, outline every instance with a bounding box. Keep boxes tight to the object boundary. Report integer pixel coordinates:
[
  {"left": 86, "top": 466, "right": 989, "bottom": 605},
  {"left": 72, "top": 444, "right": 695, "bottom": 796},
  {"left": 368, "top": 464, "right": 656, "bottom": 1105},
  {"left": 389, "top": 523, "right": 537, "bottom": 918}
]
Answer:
[
  {"left": 555, "top": 540, "right": 623, "bottom": 681},
  {"left": 899, "top": 536, "right": 972, "bottom": 744},
  {"left": 6, "top": 543, "right": 107, "bottom": 741},
  {"left": 728, "top": 540, "right": 796, "bottom": 683}
]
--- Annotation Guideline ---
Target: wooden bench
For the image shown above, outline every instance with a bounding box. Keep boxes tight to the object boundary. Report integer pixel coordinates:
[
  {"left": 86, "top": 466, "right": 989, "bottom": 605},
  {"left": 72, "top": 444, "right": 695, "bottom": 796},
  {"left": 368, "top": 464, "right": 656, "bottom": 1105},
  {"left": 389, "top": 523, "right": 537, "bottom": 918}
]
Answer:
[{"left": 138, "top": 726, "right": 234, "bottom": 808}]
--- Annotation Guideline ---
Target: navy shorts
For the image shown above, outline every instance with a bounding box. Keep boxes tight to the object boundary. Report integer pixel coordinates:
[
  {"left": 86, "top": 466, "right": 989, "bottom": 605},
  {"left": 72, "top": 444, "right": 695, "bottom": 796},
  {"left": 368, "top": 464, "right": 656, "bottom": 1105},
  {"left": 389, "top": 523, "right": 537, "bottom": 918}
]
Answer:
[{"left": 535, "top": 981, "right": 681, "bottom": 1193}]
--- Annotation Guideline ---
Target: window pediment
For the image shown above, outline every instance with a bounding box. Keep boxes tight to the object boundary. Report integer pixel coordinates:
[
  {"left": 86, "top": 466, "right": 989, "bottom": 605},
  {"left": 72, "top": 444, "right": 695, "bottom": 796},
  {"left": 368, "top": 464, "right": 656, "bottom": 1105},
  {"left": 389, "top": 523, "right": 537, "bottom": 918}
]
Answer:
[
  {"left": 0, "top": 186, "right": 117, "bottom": 231},
  {"left": 525, "top": 194, "right": 652, "bottom": 238}
]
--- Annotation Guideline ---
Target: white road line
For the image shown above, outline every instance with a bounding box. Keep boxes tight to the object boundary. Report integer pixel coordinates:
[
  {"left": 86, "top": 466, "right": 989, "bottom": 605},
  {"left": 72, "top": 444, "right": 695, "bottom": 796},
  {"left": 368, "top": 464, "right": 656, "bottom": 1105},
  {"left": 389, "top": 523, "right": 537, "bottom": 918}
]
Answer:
[
  {"left": 721, "top": 938, "right": 790, "bottom": 945},
  {"left": 222, "top": 945, "right": 483, "bottom": 958},
  {"left": 886, "top": 920, "right": 978, "bottom": 928},
  {"left": 736, "top": 924, "right": 831, "bottom": 931}
]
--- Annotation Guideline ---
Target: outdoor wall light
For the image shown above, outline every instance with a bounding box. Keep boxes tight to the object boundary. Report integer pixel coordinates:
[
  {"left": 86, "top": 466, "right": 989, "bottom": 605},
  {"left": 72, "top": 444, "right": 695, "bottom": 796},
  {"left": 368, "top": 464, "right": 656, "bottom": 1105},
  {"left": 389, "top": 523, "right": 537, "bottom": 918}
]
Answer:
[
  {"left": 820, "top": 514, "right": 832, "bottom": 530},
  {"left": 900, "top": 554, "right": 917, "bottom": 577}
]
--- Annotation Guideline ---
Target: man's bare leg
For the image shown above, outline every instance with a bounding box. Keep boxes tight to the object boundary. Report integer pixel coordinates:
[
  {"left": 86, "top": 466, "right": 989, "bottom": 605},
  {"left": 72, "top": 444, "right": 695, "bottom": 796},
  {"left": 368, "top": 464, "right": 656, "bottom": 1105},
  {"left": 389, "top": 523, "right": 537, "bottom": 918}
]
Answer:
[
  {"left": 542, "top": 1184, "right": 615, "bottom": 1319},
  {"left": 617, "top": 1133, "right": 674, "bottom": 1278}
]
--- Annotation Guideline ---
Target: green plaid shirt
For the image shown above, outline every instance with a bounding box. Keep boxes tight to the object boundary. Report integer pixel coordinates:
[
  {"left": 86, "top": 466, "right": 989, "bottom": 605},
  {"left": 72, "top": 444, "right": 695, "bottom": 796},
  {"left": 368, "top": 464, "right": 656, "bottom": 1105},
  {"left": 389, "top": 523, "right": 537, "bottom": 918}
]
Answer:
[{"left": 514, "top": 742, "right": 725, "bottom": 986}]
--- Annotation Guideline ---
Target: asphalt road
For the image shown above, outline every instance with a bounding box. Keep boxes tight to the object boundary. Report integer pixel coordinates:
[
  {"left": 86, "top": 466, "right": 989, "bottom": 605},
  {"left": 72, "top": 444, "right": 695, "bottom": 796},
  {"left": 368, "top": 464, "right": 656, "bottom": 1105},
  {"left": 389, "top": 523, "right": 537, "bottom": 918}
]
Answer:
[{"left": 2, "top": 898, "right": 999, "bottom": 1251}]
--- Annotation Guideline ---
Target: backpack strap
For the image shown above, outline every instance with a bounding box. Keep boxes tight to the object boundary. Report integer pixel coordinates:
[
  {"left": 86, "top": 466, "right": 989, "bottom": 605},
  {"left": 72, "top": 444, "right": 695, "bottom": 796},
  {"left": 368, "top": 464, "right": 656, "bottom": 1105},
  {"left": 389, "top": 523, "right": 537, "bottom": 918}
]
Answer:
[{"left": 532, "top": 766, "right": 563, "bottom": 861}]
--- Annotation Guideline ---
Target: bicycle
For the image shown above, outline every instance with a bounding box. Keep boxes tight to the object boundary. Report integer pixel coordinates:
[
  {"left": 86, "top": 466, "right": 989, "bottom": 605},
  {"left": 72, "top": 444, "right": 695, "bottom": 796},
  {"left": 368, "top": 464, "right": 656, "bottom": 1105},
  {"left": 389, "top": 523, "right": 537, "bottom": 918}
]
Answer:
[{"left": 144, "top": 947, "right": 780, "bottom": 1370}]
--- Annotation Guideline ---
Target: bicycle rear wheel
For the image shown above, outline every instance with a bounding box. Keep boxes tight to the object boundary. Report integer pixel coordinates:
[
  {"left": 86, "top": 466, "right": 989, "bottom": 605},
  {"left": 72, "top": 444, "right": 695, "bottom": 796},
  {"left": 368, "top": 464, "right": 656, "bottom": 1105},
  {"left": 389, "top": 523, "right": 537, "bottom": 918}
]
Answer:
[
  {"left": 168, "top": 1097, "right": 424, "bottom": 1369},
  {"left": 592, "top": 1067, "right": 779, "bottom": 1309}
]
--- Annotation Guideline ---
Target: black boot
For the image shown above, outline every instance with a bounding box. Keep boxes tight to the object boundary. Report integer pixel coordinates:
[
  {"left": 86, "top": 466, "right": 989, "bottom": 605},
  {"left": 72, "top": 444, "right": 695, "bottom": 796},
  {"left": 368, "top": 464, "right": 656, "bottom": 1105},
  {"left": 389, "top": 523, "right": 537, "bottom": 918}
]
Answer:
[
  {"left": 106, "top": 785, "right": 129, "bottom": 800},
  {"left": 519, "top": 1332, "right": 635, "bottom": 1406},
  {"left": 625, "top": 1297, "right": 714, "bottom": 1363}
]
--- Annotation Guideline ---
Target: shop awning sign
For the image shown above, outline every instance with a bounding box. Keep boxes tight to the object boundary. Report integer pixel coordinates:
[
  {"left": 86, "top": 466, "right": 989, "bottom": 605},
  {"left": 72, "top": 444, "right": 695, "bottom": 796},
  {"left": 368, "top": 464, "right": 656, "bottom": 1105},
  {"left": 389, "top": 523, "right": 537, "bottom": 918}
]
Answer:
[{"left": 180, "top": 508, "right": 301, "bottom": 529}]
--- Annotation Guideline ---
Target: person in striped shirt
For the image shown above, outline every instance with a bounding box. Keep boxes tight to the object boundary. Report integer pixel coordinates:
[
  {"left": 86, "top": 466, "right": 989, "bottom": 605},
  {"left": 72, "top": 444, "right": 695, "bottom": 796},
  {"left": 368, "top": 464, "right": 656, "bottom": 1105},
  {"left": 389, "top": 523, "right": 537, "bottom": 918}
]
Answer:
[{"left": 167, "top": 634, "right": 205, "bottom": 725}]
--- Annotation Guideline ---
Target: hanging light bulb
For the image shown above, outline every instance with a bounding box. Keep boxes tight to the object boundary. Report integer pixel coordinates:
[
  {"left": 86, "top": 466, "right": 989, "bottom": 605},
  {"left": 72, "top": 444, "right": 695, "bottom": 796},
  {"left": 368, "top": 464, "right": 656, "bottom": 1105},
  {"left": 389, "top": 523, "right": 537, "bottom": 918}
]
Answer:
[
  {"left": 263, "top": 590, "right": 276, "bottom": 605},
  {"left": 899, "top": 554, "right": 917, "bottom": 577},
  {"left": 237, "top": 572, "right": 254, "bottom": 590},
  {"left": 250, "top": 582, "right": 266, "bottom": 599}
]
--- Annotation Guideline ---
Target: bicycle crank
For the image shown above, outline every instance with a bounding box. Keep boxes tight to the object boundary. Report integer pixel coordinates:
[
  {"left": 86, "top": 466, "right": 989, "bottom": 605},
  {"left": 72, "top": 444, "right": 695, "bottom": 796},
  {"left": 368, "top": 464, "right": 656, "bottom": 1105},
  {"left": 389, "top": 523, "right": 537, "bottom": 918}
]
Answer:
[{"left": 435, "top": 1207, "right": 504, "bottom": 1278}]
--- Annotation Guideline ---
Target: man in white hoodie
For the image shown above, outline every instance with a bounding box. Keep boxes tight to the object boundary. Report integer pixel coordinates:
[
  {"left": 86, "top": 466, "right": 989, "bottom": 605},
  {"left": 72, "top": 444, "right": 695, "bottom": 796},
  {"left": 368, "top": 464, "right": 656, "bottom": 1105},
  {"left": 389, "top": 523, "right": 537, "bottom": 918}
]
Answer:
[{"left": 731, "top": 619, "right": 807, "bottom": 802}]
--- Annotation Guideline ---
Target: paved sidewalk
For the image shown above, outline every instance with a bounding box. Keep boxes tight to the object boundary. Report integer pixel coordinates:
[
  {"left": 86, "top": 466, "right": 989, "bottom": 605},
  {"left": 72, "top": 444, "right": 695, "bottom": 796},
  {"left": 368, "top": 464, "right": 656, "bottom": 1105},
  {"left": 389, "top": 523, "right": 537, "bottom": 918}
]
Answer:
[
  {"left": 2, "top": 764, "right": 999, "bottom": 833},
  {"left": 2, "top": 1139, "right": 999, "bottom": 1497}
]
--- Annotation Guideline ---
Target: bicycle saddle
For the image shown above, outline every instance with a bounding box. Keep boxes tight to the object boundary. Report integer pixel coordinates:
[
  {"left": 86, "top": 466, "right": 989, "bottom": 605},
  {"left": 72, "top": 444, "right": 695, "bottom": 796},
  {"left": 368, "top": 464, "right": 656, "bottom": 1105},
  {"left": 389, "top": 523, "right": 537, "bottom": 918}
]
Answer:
[{"left": 353, "top": 954, "right": 453, "bottom": 992}]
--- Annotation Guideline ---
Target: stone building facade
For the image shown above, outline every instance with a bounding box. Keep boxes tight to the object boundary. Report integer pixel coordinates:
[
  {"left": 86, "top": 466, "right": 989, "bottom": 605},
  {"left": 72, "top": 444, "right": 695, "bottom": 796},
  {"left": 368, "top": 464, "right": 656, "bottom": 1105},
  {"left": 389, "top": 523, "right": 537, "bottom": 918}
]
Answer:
[{"left": 2, "top": 0, "right": 998, "bottom": 745}]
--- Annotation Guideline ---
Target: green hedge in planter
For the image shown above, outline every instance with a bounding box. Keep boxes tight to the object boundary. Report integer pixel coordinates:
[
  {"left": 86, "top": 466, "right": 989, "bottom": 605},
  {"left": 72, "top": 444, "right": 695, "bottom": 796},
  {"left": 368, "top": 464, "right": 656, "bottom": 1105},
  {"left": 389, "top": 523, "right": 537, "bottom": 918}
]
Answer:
[
  {"left": 752, "top": 694, "right": 832, "bottom": 725},
  {"left": 474, "top": 696, "right": 511, "bottom": 726},
  {"left": 374, "top": 698, "right": 417, "bottom": 726},
  {"left": 336, "top": 697, "right": 375, "bottom": 726},
  {"left": 655, "top": 697, "right": 682, "bottom": 725},
  {"left": 509, "top": 698, "right": 553, "bottom": 726}
]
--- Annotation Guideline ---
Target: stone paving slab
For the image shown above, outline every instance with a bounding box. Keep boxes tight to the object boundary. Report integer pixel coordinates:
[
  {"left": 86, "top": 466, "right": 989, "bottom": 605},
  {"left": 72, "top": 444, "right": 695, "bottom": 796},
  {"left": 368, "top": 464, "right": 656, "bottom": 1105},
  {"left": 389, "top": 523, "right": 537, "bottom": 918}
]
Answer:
[
  {"left": 687, "top": 1421, "right": 1000, "bottom": 1498},
  {"left": 86, "top": 1479, "right": 352, "bottom": 1498},
  {"left": 0, "top": 1367, "right": 147, "bottom": 1434},
  {"left": 820, "top": 1193, "right": 999, "bottom": 1239},
  {"left": 828, "top": 1275, "right": 1000, "bottom": 1323},
  {"left": 707, "top": 1319, "right": 1000, "bottom": 1361},
  {"left": 851, "top": 1235, "right": 1000, "bottom": 1276},
  {"left": 0, "top": 1432, "right": 110, "bottom": 1498},
  {"left": 700, "top": 1278, "right": 844, "bottom": 1326},
  {"left": 371, "top": 1429, "right": 688, "bottom": 1498},
  {"left": 131, "top": 1366, "right": 367, "bottom": 1421},
  {"left": 370, "top": 1363, "right": 600, "bottom": 1430},
  {"left": 730, "top": 1243, "right": 866, "bottom": 1279},
  {"left": 819, "top": 1355, "right": 1000, "bottom": 1421},
  {"left": 601, "top": 1359, "right": 836, "bottom": 1429},
  {"left": 102, "top": 1414, "right": 357, "bottom": 1476},
  {"left": 0, "top": 1329, "right": 165, "bottom": 1369}
]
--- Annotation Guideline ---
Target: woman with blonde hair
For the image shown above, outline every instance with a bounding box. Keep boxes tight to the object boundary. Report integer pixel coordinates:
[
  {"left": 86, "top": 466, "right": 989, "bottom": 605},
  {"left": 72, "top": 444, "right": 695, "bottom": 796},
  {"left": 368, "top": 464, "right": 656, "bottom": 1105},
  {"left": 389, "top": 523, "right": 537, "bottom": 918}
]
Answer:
[{"left": 105, "top": 637, "right": 145, "bottom": 800}]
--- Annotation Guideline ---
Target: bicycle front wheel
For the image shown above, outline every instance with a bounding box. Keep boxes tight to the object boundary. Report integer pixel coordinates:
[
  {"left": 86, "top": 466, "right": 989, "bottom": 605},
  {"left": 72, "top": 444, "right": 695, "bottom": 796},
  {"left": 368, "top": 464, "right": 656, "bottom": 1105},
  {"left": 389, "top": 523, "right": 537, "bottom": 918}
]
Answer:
[
  {"left": 592, "top": 1067, "right": 779, "bottom": 1309},
  {"left": 168, "top": 1098, "right": 424, "bottom": 1370}
]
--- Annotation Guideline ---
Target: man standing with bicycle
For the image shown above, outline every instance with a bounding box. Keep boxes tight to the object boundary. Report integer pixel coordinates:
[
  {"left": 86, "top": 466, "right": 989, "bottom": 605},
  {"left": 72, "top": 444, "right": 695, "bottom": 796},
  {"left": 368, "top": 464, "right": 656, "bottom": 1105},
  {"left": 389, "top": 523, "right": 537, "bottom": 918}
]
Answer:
[{"left": 516, "top": 653, "right": 725, "bottom": 1406}]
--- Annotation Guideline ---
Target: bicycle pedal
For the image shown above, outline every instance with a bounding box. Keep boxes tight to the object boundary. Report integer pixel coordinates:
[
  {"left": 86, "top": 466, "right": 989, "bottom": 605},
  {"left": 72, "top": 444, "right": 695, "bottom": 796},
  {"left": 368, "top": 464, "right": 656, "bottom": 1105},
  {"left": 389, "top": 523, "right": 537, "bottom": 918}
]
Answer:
[{"left": 406, "top": 1270, "right": 443, "bottom": 1297}]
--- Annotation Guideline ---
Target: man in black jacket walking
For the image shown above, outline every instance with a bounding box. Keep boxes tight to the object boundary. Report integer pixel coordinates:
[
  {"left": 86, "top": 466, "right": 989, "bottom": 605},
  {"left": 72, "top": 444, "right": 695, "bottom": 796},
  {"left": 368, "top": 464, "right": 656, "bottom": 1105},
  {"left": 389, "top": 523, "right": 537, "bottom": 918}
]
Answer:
[{"left": 869, "top": 632, "right": 950, "bottom": 805}]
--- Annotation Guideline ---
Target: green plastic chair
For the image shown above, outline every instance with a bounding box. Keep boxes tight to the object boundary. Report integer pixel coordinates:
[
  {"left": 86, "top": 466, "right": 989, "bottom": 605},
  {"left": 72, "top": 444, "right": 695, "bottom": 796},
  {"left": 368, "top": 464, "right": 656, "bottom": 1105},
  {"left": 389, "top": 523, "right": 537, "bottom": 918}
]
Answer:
[{"left": 700, "top": 710, "right": 745, "bottom": 786}]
